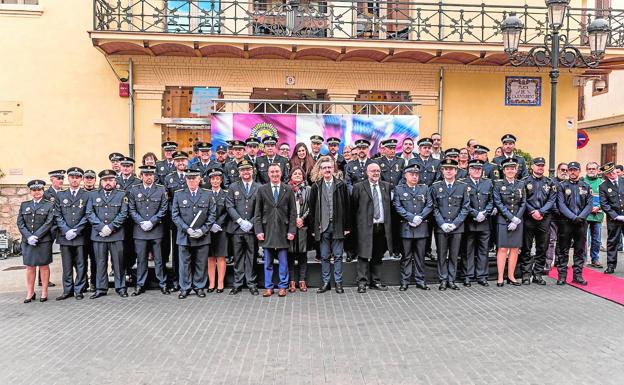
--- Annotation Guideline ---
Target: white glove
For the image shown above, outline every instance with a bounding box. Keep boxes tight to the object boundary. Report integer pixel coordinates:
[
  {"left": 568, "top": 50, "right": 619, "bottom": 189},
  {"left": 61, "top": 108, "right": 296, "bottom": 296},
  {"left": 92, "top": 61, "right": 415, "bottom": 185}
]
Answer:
[
  {"left": 65, "top": 229, "right": 77, "bottom": 241},
  {"left": 27, "top": 235, "right": 38, "bottom": 246},
  {"left": 241, "top": 220, "right": 253, "bottom": 232},
  {"left": 408, "top": 221, "right": 419, "bottom": 228},
  {"left": 191, "top": 229, "right": 203, "bottom": 238},
  {"left": 511, "top": 217, "right": 521, "bottom": 225},
  {"left": 441, "top": 223, "right": 452, "bottom": 233},
  {"left": 448, "top": 224, "right": 457, "bottom": 232},
  {"left": 615, "top": 215, "right": 624, "bottom": 222},
  {"left": 491, "top": 207, "right": 498, "bottom": 216},
  {"left": 140, "top": 221, "right": 153, "bottom": 231},
  {"left": 187, "top": 228, "right": 196, "bottom": 236},
  {"left": 100, "top": 225, "right": 112, "bottom": 237},
  {"left": 210, "top": 223, "right": 222, "bottom": 233},
  {"left": 507, "top": 222, "right": 518, "bottom": 231},
  {"left": 476, "top": 212, "right": 486, "bottom": 222},
  {"left": 412, "top": 216, "right": 423, "bottom": 227}
]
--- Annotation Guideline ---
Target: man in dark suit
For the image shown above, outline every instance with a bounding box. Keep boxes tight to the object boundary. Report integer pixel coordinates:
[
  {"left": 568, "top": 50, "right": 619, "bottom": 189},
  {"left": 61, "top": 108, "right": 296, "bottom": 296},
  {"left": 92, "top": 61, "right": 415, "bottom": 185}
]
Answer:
[
  {"left": 493, "top": 134, "right": 528, "bottom": 179},
  {"left": 430, "top": 158, "right": 470, "bottom": 291},
  {"left": 352, "top": 162, "right": 393, "bottom": 293},
  {"left": 255, "top": 136, "right": 290, "bottom": 184},
  {"left": 54, "top": 167, "right": 90, "bottom": 300},
  {"left": 127, "top": 165, "right": 169, "bottom": 295},
  {"left": 599, "top": 162, "right": 624, "bottom": 274},
  {"left": 462, "top": 160, "right": 494, "bottom": 287},
  {"left": 309, "top": 158, "right": 351, "bottom": 294},
  {"left": 223, "top": 140, "right": 250, "bottom": 187},
  {"left": 171, "top": 168, "right": 217, "bottom": 299},
  {"left": 254, "top": 163, "right": 297, "bottom": 297},
  {"left": 226, "top": 160, "right": 261, "bottom": 295},
  {"left": 85, "top": 170, "right": 129, "bottom": 298},
  {"left": 392, "top": 164, "right": 433, "bottom": 291}
]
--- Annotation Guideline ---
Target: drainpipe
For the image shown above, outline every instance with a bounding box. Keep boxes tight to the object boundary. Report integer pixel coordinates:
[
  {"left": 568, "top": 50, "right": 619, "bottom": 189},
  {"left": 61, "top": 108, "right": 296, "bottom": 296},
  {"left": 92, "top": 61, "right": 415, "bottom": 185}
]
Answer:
[
  {"left": 128, "top": 58, "right": 135, "bottom": 158},
  {"left": 437, "top": 67, "right": 444, "bottom": 134}
]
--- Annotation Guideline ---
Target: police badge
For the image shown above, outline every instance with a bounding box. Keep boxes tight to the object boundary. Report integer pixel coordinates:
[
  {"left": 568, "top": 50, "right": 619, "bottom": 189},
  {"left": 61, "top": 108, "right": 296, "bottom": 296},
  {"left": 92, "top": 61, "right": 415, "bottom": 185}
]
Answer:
[
  {"left": 138, "top": 193, "right": 143, "bottom": 198},
  {"left": 565, "top": 188, "right": 572, "bottom": 196},
  {"left": 608, "top": 188, "right": 613, "bottom": 193},
  {"left": 170, "top": 178, "right": 174, "bottom": 183},
  {"left": 26, "top": 207, "right": 30, "bottom": 212},
  {"left": 501, "top": 186, "right": 506, "bottom": 191},
  {"left": 234, "top": 191, "right": 240, "bottom": 196},
  {"left": 96, "top": 198, "right": 102, "bottom": 203},
  {"left": 403, "top": 193, "right": 408, "bottom": 197},
  {"left": 63, "top": 199, "right": 69, "bottom": 204},
  {"left": 160, "top": 166, "right": 164, "bottom": 171},
  {"left": 353, "top": 166, "right": 358, "bottom": 171},
  {"left": 543, "top": 185, "right": 550, "bottom": 192},
  {"left": 183, "top": 200, "right": 188, "bottom": 204},
  {"left": 527, "top": 183, "right": 533, "bottom": 190}
]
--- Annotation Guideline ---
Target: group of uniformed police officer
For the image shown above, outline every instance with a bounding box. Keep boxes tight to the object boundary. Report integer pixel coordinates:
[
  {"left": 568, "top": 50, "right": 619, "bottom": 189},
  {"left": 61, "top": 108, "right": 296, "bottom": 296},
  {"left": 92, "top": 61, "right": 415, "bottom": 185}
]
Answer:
[{"left": 17, "top": 132, "right": 624, "bottom": 302}]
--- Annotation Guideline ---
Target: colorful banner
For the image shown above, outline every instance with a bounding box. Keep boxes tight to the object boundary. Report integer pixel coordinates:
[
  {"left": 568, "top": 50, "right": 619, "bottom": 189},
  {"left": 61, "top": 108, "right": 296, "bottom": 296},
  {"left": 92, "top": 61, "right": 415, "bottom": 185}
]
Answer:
[{"left": 210, "top": 113, "right": 420, "bottom": 153}]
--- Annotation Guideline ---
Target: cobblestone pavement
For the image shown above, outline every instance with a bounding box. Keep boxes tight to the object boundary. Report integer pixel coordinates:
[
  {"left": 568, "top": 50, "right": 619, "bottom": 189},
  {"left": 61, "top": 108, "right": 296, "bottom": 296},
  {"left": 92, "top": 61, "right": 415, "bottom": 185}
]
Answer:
[{"left": 0, "top": 277, "right": 623, "bottom": 385}]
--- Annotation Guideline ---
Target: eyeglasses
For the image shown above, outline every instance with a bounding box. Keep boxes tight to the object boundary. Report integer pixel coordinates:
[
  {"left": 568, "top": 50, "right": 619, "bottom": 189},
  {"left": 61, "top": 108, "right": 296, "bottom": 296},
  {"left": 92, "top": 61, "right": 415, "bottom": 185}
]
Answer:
[
  {"left": 587, "top": 167, "right": 598, "bottom": 171},
  {"left": 559, "top": 169, "right": 568, "bottom": 172}
]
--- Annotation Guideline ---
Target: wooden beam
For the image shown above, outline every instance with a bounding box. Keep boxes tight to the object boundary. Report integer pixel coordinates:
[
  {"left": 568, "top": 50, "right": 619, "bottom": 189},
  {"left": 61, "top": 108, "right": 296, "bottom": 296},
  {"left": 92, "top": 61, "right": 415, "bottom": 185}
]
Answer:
[{"left": 290, "top": 45, "right": 297, "bottom": 60}]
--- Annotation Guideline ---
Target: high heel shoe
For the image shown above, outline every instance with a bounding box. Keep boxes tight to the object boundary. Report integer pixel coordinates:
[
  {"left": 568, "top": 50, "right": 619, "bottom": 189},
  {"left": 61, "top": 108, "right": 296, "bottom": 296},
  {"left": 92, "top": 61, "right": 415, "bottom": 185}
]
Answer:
[
  {"left": 24, "top": 293, "right": 36, "bottom": 303},
  {"left": 216, "top": 288, "right": 224, "bottom": 294},
  {"left": 506, "top": 278, "right": 521, "bottom": 286},
  {"left": 39, "top": 296, "right": 48, "bottom": 302},
  {"left": 496, "top": 282, "right": 504, "bottom": 287},
  {"left": 206, "top": 287, "right": 215, "bottom": 293}
]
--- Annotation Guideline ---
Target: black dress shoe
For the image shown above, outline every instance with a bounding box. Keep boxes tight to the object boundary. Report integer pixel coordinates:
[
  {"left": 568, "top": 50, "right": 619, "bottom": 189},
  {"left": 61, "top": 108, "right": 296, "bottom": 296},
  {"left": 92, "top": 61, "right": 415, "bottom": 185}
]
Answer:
[
  {"left": 317, "top": 283, "right": 331, "bottom": 293},
  {"left": 206, "top": 288, "right": 215, "bottom": 293},
  {"left": 216, "top": 289, "right": 224, "bottom": 294},
  {"left": 335, "top": 284, "right": 344, "bottom": 294},
  {"left": 357, "top": 286, "right": 366, "bottom": 293},
  {"left": 173, "top": 284, "right": 181, "bottom": 292},
  {"left": 250, "top": 288, "right": 259, "bottom": 296},
  {"left": 532, "top": 277, "right": 546, "bottom": 285},
  {"left": 229, "top": 287, "right": 242, "bottom": 295},
  {"left": 463, "top": 281, "right": 471, "bottom": 287},
  {"left": 56, "top": 293, "right": 73, "bottom": 301},
  {"left": 23, "top": 293, "right": 36, "bottom": 303},
  {"left": 399, "top": 284, "right": 408, "bottom": 291},
  {"left": 195, "top": 289, "right": 206, "bottom": 298},
  {"left": 39, "top": 296, "right": 48, "bottom": 303},
  {"left": 160, "top": 287, "right": 171, "bottom": 295},
  {"left": 572, "top": 279, "right": 588, "bottom": 286},
  {"left": 496, "top": 282, "right": 504, "bottom": 287},
  {"left": 131, "top": 287, "right": 145, "bottom": 296},
  {"left": 90, "top": 292, "right": 107, "bottom": 299},
  {"left": 449, "top": 282, "right": 460, "bottom": 290},
  {"left": 118, "top": 290, "right": 128, "bottom": 298},
  {"left": 556, "top": 280, "right": 566, "bottom": 286},
  {"left": 477, "top": 280, "right": 489, "bottom": 287},
  {"left": 604, "top": 267, "right": 615, "bottom": 274},
  {"left": 522, "top": 278, "right": 531, "bottom": 285},
  {"left": 75, "top": 293, "right": 84, "bottom": 300},
  {"left": 48, "top": 281, "right": 56, "bottom": 287},
  {"left": 415, "top": 283, "right": 431, "bottom": 291},
  {"left": 89, "top": 286, "right": 96, "bottom": 293},
  {"left": 439, "top": 281, "right": 448, "bottom": 291},
  {"left": 506, "top": 279, "right": 521, "bottom": 286},
  {"left": 178, "top": 291, "right": 188, "bottom": 299},
  {"left": 369, "top": 284, "right": 388, "bottom": 291}
]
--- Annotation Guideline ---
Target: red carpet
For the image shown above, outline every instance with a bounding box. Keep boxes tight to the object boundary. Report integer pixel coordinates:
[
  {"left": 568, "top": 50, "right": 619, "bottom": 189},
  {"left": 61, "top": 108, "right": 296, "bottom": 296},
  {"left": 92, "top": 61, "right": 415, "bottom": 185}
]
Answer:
[{"left": 548, "top": 267, "right": 624, "bottom": 305}]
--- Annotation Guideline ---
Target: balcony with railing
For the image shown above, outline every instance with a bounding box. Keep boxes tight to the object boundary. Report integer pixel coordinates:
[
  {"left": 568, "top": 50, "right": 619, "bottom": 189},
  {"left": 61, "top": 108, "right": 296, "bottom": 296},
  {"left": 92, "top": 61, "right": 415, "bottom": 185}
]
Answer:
[{"left": 90, "top": 1, "right": 624, "bottom": 67}]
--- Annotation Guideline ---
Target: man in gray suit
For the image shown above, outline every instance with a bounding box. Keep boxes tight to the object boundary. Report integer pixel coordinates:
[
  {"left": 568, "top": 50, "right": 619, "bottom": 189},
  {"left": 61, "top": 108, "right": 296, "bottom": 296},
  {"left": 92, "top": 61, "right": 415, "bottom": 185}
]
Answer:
[
  {"left": 392, "top": 164, "right": 433, "bottom": 291},
  {"left": 127, "top": 165, "right": 169, "bottom": 295},
  {"left": 171, "top": 168, "right": 216, "bottom": 299},
  {"left": 86, "top": 170, "right": 129, "bottom": 299},
  {"left": 254, "top": 163, "right": 297, "bottom": 298},
  {"left": 352, "top": 162, "right": 393, "bottom": 293},
  {"left": 226, "top": 160, "right": 261, "bottom": 295}
]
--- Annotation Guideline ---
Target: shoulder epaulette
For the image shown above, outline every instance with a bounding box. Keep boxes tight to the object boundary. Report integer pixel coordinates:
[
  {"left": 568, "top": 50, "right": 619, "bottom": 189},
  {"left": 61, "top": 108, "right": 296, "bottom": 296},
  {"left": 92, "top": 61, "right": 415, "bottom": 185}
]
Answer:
[
  {"left": 432, "top": 180, "right": 443, "bottom": 185},
  {"left": 174, "top": 188, "right": 183, "bottom": 193}
]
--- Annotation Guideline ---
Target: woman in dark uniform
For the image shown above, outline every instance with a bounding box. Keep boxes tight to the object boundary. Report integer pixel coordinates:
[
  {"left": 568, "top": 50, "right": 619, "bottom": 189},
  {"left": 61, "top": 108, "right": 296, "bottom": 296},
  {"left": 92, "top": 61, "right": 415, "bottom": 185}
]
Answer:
[
  {"left": 206, "top": 167, "right": 229, "bottom": 293},
  {"left": 493, "top": 158, "right": 526, "bottom": 286},
  {"left": 17, "top": 180, "right": 55, "bottom": 303},
  {"left": 287, "top": 167, "right": 311, "bottom": 292}
]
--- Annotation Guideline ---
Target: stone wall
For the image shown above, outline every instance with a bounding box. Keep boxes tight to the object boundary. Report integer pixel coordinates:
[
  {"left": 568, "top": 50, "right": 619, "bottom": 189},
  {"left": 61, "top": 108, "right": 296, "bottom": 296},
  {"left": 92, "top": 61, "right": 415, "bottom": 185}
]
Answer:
[{"left": 0, "top": 184, "right": 30, "bottom": 240}]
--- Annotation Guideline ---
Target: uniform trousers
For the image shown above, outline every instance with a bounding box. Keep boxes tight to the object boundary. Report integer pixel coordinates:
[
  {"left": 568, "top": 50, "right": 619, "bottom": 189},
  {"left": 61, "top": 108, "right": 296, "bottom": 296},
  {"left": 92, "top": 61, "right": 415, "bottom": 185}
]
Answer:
[
  {"left": 400, "top": 237, "right": 427, "bottom": 285},
  {"left": 464, "top": 230, "right": 490, "bottom": 282},
  {"left": 520, "top": 216, "right": 551, "bottom": 278},
  {"left": 93, "top": 240, "right": 125, "bottom": 293},
  {"left": 60, "top": 245, "right": 86, "bottom": 295},
  {"left": 231, "top": 233, "right": 258, "bottom": 289},
  {"left": 435, "top": 232, "right": 462, "bottom": 283},
  {"left": 178, "top": 244, "right": 208, "bottom": 292},
  {"left": 135, "top": 238, "right": 166, "bottom": 288},
  {"left": 556, "top": 221, "right": 588, "bottom": 281}
]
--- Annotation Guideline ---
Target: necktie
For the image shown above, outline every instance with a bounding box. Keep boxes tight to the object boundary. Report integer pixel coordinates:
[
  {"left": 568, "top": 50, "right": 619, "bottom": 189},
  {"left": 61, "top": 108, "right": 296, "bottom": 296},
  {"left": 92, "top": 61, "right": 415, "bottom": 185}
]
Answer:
[
  {"left": 372, "top": 184, "right": 380, "bottom": 220},
  {"left": 360, "top": 162, "right": 365, "bottom": 170},
  {"left": 192, "top": 191, "right": 196, "bottom": 198},
  {"left": 72, "top": 191, "right": 76, "bottom": 198},
  {"left": 273, "top": 186, "right": 279, "bottom": 203},
  {"left": 447, "top": 183, "right": 452, "bottom": 192},
  {"left": 326, "top": 182, "right": 331, "bottom": 190},
  {"left": 245, "top": 183, "right": 250, "bottom": 195},
  {"left": 33, "top": 201, "right": 37, "bottom": 209}
]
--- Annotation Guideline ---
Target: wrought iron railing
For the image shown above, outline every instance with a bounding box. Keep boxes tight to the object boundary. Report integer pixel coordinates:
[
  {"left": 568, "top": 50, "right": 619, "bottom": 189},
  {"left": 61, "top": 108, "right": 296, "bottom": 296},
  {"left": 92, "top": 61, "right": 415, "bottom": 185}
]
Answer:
[
  {"left": 93, "top": 1, "right": 624, "bottom": 47},
  {"left": 213, "top": 99, "right": 419, "bottom": 115}
]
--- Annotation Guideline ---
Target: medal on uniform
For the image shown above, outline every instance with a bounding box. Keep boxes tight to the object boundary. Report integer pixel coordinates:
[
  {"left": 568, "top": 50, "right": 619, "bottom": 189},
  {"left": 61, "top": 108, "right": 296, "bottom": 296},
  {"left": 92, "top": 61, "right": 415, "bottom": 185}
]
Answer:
[
  {"left": 527, "top": 183, "right": 533, "bottom": 190},
  {"left": 183, "top": 200, "right": 188, "bottom": 204},
  {"left": 438, "top": 187, "right": 443, "bottom": 192},
  {"left": 608, "top": 188, "right": 613, "bottom": 193},
  {"left": 234, "top": 191, "right": 240, "bottom": 196},
  {"left": 231, "top": 170, "right": 235, "bottom": 174},
  {"left": 543, "top": 185, "right": 550, "bottom": 192},
  {"left": 395, "top": 164, "right": 399, "bottom": 171},
  {"left": 116, "top": 184, "right": 121, "bottom": 189},
  {"left": 160, "top": 166, "right": 164, "bottom": 171},
  {"left": 79, "top": 199, "right": 83, "bottom": 208},
  {"left": 96, "top": 198, "right": 102, "bottom": 203},
  {"left": 26, "top": 207, "right": 30, "bottom": 212},
  {"left": 260, "top": 163, "right": 265, "bottom": 168},
  {"left": 501, "top": 186, "right": 506, "bottom": 191},
  {"left": 63, "top": 199, "right": 69, "bottom": 204},
  {"left": 467, "top": 187, "right": 471, "bottom": 192},
  {"left": 403, "top": 193, "right": 408, "bottom": 197},
  {"left": 138, "top": 193, "right": 142, "bottom": 198},
  {"left": 565, "top": 188, "right": 572, "bottom": 195},
  {"left": 353, "top": 166, "right": 358, "bottom": 171},
  {"left": 170, "top": 178, "right": 174, "bottom": 183},
  {"left": 380, "top": 163, "right": 385, "bottom": 168}
]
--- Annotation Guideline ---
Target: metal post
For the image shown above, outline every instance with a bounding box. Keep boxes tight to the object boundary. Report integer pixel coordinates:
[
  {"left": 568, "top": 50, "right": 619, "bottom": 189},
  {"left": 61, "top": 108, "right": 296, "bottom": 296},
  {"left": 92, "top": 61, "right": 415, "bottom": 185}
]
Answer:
[
  {"left": 128, "top": 58, "right": 135, "bottom": 158},
  {"left": 548, "top": 31, "right": 559, "bottom": 178}
]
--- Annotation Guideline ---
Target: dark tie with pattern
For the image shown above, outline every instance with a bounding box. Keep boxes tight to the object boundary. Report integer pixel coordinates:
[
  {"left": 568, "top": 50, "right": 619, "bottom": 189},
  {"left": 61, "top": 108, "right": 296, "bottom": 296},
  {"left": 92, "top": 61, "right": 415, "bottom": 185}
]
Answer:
[
  {"left": 372, "top": 184, "right": 380, "bottom": 220},
  {"left": 273, "top": 186, "right": 279, "bottom": 203}
]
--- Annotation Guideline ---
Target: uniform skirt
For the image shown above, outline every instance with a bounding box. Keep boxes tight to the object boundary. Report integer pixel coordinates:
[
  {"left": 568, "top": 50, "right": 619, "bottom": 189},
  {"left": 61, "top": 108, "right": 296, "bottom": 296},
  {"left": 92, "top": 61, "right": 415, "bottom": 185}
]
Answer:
[
  {"left": 496, "top": 223, "right": 523, "bottom": 249},
  {"left": 209, "top": 231, "right": 229, "bottom": 257},
  {"left": 22, "top": 241, "right": 53, "bottom": 266}
]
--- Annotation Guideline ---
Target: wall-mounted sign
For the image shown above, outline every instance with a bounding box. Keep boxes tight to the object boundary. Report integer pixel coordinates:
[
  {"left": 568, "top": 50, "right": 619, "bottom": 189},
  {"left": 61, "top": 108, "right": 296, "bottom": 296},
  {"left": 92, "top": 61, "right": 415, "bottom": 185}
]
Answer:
[
  {"left": 0, "top": 101, "right": 23, "bottom": 125},
  {"left": 190, "top": 87, "right": 219, "bottom": 116},
  {"left": 119, "top": 83, "right": 130, "bottom": 98},
  {"left": 505, "top": 76, "right": 542, "bottom": 106},
  {"left": 577, "top": 129, "right": 589, "bottom": 149}
]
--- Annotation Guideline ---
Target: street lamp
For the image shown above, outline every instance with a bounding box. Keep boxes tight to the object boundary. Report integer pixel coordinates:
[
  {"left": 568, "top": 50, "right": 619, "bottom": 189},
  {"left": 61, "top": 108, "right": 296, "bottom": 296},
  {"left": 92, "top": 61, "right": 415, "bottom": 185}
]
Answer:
[{"left": 501, "top": 2, "right": 610, "bottom": 177}]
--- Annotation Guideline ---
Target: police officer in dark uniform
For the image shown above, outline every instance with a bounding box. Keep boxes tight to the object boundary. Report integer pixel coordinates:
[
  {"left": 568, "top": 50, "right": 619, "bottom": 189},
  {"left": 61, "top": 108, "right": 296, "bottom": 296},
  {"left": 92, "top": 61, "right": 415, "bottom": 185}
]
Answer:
[
  {"left": 82, "top": 169, "right": 97, "bottom": 292},
  {"left": 599, "top": 162, "right": 624, "bottom": 274},
  {"left": 310, "top": 135, "right": 324, "bottom": 162},
  {"left": 462, "top": 159, "right": 494, "bottom": 286},
  {"left": 244, "top": 137, "right": 261, "bottom": 165},
  {"left": 556, "top": 162, "right": 592, "bottom": 286},
  {"left": 109, "top": 152, "right": 124, "bottom": 175},
  {"left": 255, "top": 136, "right": 290, "bottom": 184},
  {"left": 344, "top": 139, "right": 372, "bottom": 193},
  {"left": 163, "top": 150, "right": 189, "bottom": 291},
  {"left": 195, "top": 141, "right": 220, "bottom": 178},
  {"left": 18, "top": 180, "right": 55, "bottom": 303},
  {"left": 86, "top": 170, "right": 129, "bottom": 298},
  {"left": 223, "top": 140, "right": 248, "bottom": 187},
  {"left": 156, "top": 141, "right": 178, "bottom": 184},
  {"left": 430, "top": 158, "right": 470, "bottom": 291},
  {"left": 214, "top": 144, "right": 229, "bottom": 169},
  {"left": 54, "top": 167, "right": 90, "bottom": 300},
  {"left": 127, "top": 165, "right": 169, "bottom": 295},
  {"left": 116, "top": 157, "right": 141, "bottom": 191},
  {"left": 326, "top": 137, "right": 346, "bottom": 171},
  {"left": 520, "top": 157, "right": 557, "bottom": 285},
  {"left": 473, "top": 145, "right": 500, "bottom": 181},
  {"left": 41, "top": 169, "right": 65, "bottom": 288},
  {"left": 493, "top": 134, "right": 528, "bottom": 179},
  {"left": 378, "top": 138, "right": 404, "bottom": 260},
  {"left": 116, "top": 156, "right": 141, "bottom": 283},
  {"left": 392, "top": 164, "right": 433, "bottom": 291},
  {"left": 171, "top": 168, "right": 217, "bottom": 299},
  {"left": 226, "top": 160, "right": 261, "bottom": 295},
  {"left": 443, "top": 148, "right": 467, "bottom": 179}
]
